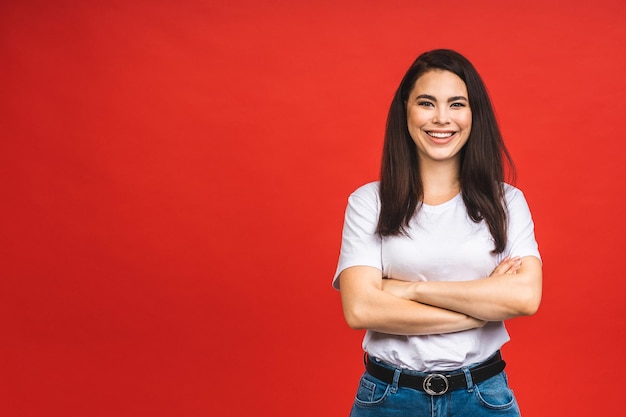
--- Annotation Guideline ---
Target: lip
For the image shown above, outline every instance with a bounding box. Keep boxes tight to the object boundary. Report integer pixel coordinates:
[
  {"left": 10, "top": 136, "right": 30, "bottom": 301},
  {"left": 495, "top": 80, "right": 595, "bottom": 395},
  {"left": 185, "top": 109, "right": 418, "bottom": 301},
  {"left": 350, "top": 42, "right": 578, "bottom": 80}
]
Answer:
[{"left": 425, "top": 130, "right": 458, "bottom": 144}]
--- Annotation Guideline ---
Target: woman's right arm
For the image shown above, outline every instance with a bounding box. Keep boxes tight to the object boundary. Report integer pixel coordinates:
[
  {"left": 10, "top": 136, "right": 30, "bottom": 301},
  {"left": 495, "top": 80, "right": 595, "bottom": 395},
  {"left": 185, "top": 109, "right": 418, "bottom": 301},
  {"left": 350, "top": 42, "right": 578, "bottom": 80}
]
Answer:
[{"left": 339, "top": 266, "right": 486, "bottom": 336}]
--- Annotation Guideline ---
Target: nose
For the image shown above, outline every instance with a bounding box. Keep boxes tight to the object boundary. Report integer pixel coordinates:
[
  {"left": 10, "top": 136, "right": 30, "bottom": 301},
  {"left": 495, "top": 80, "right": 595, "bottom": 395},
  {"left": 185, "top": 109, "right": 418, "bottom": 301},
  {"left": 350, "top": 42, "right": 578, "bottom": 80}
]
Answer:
[{"left": 432, "top": 107, "right": 450, "bottom": 124}]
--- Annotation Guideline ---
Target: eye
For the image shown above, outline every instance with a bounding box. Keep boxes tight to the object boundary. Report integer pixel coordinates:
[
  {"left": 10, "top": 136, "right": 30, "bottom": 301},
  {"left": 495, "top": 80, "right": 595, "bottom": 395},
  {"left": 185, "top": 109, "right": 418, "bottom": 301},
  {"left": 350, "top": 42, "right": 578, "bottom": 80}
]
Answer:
[
  {"left": 451, "top": 102, "right": 467, "bottom": 108},
  {"left": 417, "top": 101, "right": 434, "bottom": 107}
]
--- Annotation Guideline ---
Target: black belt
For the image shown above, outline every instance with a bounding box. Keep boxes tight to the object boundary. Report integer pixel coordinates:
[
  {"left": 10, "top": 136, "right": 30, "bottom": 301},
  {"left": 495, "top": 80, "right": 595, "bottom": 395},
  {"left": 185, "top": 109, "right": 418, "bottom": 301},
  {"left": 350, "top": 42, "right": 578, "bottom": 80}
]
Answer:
[{"left": 365, "top": 351, "right": 506, "bottom": 396}]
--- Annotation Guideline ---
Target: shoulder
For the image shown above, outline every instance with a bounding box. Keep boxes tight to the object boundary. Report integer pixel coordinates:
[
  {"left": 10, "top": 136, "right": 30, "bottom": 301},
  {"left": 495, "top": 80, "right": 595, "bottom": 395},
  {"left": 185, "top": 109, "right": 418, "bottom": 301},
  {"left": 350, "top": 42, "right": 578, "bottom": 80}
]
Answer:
[
  {"left": 343, "top": 181, "right": 380, "bottom": 219},
  {"left": 503, "top": 183, "right": 527, "bottom": 205},
  {"left": 349, "top": 181, "right": 380, "bottom": 204},
  {"left": 502, "top": 183, "right": 534, "bottom": 216}
]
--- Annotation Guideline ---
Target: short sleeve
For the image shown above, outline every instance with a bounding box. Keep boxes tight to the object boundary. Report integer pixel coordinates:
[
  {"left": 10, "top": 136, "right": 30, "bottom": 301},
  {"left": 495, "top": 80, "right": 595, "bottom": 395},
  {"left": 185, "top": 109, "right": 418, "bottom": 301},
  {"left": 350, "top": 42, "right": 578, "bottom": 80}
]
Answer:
[
  {"left": 332, "top": 182, "right": 382, "bottom": 289},
  {"left": 502, "top": 185, "right": 541, "bottom": 263}
]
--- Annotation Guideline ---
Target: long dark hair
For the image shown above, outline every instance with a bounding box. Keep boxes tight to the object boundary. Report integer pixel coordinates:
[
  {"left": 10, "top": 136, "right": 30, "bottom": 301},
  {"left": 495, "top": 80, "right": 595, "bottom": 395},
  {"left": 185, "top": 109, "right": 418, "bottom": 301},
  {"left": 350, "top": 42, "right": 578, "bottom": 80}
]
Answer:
[{"left": 376, "top": 49, "right": 514, "bottom": 253}]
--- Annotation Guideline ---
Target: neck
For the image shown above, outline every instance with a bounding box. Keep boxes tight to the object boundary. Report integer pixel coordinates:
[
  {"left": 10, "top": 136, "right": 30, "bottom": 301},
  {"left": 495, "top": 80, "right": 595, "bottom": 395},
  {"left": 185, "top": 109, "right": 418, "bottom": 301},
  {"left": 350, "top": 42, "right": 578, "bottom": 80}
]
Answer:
[{"left": 419, "top": 157, "right": 461, "bottom": 205}]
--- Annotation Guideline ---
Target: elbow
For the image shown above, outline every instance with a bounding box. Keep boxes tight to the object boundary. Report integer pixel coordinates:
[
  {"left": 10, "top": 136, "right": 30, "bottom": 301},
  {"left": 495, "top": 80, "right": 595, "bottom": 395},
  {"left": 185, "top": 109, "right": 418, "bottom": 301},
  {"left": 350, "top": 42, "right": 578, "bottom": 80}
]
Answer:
[
  {"left": 345, "top": 318, "right": 366, "bottom": 330},
  {"left": 342, "top": 304, "right": 370, "bottom": 330},
  {"left": 514, "top": 258, "right": 542, "bottom": 317},
  {"left": 518, "top": 302, "right": 540, "bottom": 317},
  {"left": 516, "top": 290, "right": 542, "bottom": 317}
]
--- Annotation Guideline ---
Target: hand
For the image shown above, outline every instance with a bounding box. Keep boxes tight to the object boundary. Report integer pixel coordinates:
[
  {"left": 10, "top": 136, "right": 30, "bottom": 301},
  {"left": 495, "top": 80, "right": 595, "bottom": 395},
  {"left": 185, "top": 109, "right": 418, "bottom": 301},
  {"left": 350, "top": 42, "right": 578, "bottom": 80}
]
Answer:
[{"left": 490, "top": 256, "right": 521, "bottom": 276}]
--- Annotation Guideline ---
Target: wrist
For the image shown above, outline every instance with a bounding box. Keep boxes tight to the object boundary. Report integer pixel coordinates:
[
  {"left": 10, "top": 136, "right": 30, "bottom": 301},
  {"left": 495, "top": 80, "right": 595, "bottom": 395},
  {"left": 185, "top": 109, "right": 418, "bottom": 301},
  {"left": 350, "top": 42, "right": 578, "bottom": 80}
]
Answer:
[{"left": 410, "top": 281, "right": 425, "bottom": 302}]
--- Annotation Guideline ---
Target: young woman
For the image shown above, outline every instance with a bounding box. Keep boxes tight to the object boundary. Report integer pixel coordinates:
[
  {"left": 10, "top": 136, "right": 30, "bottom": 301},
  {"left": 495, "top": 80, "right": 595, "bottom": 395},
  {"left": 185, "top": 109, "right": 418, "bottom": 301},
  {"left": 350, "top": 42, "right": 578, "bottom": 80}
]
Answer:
[{"left": 333, "top": 49, "right": 542, "bottom": 416}]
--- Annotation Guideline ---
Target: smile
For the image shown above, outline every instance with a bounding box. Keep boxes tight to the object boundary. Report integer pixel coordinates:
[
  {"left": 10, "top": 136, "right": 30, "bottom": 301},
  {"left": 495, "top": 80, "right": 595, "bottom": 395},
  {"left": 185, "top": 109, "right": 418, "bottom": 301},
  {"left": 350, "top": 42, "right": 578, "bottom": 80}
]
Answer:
[{"left": 427, "top": 131, "right": 456, "bottom": 138}]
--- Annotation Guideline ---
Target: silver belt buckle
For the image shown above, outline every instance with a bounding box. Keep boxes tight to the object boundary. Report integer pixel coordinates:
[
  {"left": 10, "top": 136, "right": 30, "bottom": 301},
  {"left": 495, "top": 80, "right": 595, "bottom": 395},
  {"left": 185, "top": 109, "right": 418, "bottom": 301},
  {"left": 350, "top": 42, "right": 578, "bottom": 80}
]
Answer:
[{"left": 423, "top": 373, "right": 449, "bottom": 396}]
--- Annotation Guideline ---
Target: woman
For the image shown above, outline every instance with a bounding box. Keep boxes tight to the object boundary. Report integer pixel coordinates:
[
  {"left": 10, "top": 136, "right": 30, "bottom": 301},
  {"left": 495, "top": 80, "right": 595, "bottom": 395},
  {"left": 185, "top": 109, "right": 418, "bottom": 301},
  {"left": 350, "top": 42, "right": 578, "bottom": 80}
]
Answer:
[{"left": 333, "top": 49, "right": 542, "bottom": 416}]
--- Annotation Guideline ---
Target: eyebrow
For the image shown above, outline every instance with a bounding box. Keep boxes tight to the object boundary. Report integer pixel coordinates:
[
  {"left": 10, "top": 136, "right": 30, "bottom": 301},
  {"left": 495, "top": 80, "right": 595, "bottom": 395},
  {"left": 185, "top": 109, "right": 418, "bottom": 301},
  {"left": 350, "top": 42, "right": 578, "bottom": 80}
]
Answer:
[{"left": 415, "top": 94, "right": 468, "bottom": 103}]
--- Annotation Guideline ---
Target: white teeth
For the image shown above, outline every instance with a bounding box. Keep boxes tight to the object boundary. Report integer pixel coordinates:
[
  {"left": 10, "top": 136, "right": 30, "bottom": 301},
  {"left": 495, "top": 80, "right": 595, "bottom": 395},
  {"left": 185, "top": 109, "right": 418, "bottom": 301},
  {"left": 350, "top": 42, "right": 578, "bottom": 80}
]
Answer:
[{"left": 428, "top": 131, "right": 454, "bottom": 138}]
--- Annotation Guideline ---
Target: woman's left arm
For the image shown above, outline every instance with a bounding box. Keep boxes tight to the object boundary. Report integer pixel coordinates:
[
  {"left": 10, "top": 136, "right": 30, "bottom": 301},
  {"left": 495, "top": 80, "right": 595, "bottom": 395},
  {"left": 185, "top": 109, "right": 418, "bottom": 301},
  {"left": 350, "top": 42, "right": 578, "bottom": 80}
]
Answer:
[{"left": 382, "top": 256, "right": 542, "bottom": 321}]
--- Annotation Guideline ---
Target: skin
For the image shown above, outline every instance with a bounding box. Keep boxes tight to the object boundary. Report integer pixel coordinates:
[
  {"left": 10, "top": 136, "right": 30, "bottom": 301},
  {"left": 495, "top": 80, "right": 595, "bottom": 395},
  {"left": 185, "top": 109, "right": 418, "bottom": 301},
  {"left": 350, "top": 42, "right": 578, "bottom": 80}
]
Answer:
[
  {"left": 407, "top": 70, "right": 472, "bottom": 169},
  {"left": 339, "top": 70, "right": 543, "bottom": 335}
]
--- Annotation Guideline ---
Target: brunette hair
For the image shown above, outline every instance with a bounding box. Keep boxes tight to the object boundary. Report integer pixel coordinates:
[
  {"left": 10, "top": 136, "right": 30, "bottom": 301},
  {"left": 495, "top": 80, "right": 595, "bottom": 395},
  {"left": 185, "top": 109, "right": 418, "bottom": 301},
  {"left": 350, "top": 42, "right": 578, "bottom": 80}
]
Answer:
[{"left": 376, "top": 49, "right": 514, "bottom": 253}]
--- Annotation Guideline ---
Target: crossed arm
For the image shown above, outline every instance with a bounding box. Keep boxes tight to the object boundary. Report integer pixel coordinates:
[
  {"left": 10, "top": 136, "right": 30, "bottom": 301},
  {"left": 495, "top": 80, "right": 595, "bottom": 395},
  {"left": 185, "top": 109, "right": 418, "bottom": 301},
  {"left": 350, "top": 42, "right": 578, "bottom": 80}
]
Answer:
[{"left": 339, "top": 256, "right": 542, "bottom": 336}]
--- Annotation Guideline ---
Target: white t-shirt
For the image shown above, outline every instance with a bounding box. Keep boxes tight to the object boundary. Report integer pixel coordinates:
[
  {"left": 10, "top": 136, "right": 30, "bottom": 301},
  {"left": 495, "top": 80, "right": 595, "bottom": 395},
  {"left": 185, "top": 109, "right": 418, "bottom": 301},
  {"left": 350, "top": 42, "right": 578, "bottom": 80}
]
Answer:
[{"left": 333, "top": 181, "right": 541, "bottom": 371}]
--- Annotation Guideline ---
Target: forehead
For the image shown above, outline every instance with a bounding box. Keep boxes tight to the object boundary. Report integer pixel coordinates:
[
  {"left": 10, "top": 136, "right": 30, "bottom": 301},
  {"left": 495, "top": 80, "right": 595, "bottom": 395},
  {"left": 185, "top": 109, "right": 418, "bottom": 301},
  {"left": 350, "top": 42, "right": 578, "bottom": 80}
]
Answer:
[{"left": 410, "top": 70, "right": 468, "bottom": 97}]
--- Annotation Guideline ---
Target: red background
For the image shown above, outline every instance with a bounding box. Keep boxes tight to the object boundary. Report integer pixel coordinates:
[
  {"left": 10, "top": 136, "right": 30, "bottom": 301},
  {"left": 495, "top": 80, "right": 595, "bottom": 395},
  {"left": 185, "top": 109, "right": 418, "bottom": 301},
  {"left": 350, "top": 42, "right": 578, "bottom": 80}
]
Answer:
[{"left": 1, "top": 0, "right": 625, "bottom": 415}]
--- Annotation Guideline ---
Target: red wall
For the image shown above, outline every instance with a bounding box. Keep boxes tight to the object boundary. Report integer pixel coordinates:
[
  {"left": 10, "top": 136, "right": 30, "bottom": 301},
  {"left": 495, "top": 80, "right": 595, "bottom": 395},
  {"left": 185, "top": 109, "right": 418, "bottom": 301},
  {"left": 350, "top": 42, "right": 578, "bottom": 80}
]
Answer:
[{"left": 2, "top": 0, "right": 625, "bottom": 415}]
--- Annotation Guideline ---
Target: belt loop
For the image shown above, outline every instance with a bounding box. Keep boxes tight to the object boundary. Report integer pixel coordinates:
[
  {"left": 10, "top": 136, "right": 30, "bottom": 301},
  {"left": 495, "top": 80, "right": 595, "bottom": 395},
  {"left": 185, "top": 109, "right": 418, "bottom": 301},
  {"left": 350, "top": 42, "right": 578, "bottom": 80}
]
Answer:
[
  {"left": 390, "top": 368, "right": 401, "bottom": 394},
  {"left": 462, "top": 367, "right": 474, "bottom": 392}
]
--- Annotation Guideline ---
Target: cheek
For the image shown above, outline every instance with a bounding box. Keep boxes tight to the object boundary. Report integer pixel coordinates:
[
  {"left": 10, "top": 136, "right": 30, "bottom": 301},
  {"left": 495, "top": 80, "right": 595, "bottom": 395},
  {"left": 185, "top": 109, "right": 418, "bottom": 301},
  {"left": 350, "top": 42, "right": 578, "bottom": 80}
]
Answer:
[
  {"left": 460, "top": 112, "right": 472, "bottom": 130},
  {"left": 407, "top": 109, "right": 427, "bottom": 127}
]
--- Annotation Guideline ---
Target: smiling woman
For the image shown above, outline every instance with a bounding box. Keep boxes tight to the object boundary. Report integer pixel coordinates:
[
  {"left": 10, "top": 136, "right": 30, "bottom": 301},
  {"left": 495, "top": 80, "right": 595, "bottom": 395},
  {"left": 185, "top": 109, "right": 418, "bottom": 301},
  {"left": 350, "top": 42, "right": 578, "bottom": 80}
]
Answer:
[
  {"left": 407, "top": 70, "right": 472, "bottom": 167},
  {"left": 333, "top": 49, "right": 542, "bottom": 417}
]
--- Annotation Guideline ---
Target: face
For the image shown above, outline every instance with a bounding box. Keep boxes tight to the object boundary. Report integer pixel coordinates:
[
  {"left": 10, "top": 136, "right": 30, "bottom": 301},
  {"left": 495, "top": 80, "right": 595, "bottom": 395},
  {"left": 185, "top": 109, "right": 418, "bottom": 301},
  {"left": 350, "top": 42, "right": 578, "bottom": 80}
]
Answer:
[{"left": 406, "top": 70, "right": 472, "bottom": 165}]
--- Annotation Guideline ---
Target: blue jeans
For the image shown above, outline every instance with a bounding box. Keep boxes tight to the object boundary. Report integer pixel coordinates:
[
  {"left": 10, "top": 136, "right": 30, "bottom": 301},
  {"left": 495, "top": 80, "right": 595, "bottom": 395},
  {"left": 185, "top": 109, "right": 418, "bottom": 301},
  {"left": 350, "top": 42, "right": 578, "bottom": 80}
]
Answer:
[{"left": 349, "top": 356, "right": 521, "bottom": 417}]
